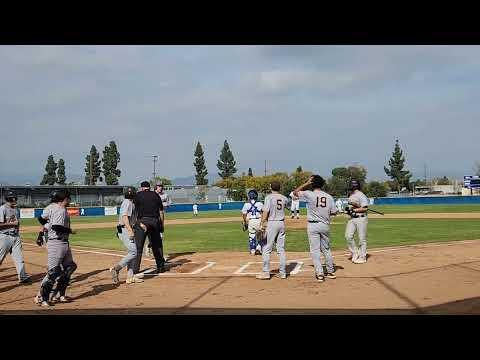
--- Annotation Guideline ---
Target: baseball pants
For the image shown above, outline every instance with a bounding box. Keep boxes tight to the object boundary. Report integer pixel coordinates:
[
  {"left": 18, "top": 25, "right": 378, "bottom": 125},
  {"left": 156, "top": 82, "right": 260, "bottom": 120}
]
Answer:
[
  {"left": 40, "top": 239, "right": 77, "bottom": 296},
  {"left": 345, "top": 216, "right": 368, "bottom": 261},
  {"left": 248, "top": 218, "right": 262, "bottom": 251},
  {"left": 133, "top": 219, "right": 165, "bottom": 274},
  {"left": 0, "top": 233, "right": 28, "bottom": 281},
  {"left": 116, "top": 229, "right": 137, "bottom": 278},
  {"left": 307, "top": 222, "right": 334, "bottom": 275},
  {"left": 262, "top": 220, "right": 286, "bottom": 275}
]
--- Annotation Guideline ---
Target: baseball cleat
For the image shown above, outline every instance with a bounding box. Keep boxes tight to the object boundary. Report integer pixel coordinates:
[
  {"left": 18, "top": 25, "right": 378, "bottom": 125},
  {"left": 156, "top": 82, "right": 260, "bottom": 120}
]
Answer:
[
  {"left": 134, "top": 273, "right": 145, "bottom": 279},
  {"left": 126, "top": 277, "right": 144, "bottom": 284},
  {"left": 52, "top": 295, "right": 70, "bottom": 303},
  {"left": 34, "top": 295, "right": 50, "bottom": 307},
  {"left": 315, "top": 274, "right": 325, "bottom": 283},
  {"left": 278, "top": 273, "right": 287, "bottom": 279},
  {"left": 110, "top": 267, "right": 120, "bottom": 285},
  {"left": 326, "top": 272, "right": 337, "bottom": 279},
  {"left": 256, "top": 272, "right": 270, "bottom": 280},
  {"left": 19, "top": 274, "right": 33, "bottom": 284},
  {"left": 250, "top": 249, "right": 256, "bottom": 255}
]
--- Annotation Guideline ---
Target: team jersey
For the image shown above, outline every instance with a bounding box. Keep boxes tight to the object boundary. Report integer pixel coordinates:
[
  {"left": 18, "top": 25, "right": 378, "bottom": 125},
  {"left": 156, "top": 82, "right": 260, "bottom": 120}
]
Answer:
[
  {"left": 41, "top": 203, "right": 71, "bottom": 241},
  {"left": 0, "top": 203, "right": 20, "bottom": 235},
  {"left": 158, "top": 192, "right": 171, "bottom": 207},
  {"left": 119, "top": 199, "right": 135, "bottom": 226},
  {"left": 289, "top": 192, "right": 300, "bottom": 203},
  {"left": 263, "top": 193, "right": 288, "bottom": 221},
  {"left": 298, "top": 190, "right": 337, "bottom": 224},
  {"left": 348, "top": 190, "right": 369, "bottom": 208},
  {"left": 241, "top": 200, "right": 263, "bottom": 220}
]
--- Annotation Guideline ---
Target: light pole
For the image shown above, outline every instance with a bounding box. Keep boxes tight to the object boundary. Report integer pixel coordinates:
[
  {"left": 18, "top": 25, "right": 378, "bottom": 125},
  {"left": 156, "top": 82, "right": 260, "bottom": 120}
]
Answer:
[{"left": 152, "top": 155, "right": 158, "bottom": 180}]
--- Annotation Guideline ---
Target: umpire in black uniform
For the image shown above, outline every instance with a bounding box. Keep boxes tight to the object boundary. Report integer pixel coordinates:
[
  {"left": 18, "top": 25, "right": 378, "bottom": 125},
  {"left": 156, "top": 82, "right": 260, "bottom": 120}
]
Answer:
[{"left": 133, "top": 181, "right": 166, "bottom": 274}]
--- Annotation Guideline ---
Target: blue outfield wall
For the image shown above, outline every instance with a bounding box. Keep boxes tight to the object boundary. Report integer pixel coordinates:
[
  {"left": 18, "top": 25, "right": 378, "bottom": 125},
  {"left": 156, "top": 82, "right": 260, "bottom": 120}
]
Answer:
[
  {"left": 373, "top": 196, "right": 480, "bottom": 205},
  {"left": 28, "top": 196, "right": 480, "bottom": 219}
]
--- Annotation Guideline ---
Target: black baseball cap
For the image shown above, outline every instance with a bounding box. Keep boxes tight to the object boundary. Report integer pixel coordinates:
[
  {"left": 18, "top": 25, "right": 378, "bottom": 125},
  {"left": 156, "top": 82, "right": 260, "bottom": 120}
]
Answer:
[{"left": 140, "top": 181, "right": 150, "bottom": 188}]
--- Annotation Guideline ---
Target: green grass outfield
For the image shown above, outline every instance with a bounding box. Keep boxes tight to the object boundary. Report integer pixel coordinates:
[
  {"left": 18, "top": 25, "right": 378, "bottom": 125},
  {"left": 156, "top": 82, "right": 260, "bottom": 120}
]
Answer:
[
  {"left": 22, "top": 217, "right": 480, "bottom": 254},
  {"left": 18, "top": 203, "right": 480, "bottom": 227}
]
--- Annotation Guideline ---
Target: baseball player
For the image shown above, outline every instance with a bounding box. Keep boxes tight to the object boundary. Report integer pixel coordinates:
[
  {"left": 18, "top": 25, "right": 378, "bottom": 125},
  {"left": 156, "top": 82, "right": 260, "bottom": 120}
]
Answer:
[
  {"left": 256, "top": 181, "right": 288, "bottom": 280},
  {"left": 193, "top": 203, "right": 199, "bottom": 216},
  {"left": 0, "top": 190, "right": 31, "bottom": 284},
  {"left": 110, "top": 187, "right": 144, "bottom": 285},
  {"left": 293, "top": 175, "right": 337, "bottom": 282},
  {"left": 344, "top": 180, "right": 370, "bottom": 264},
  {"left": 289, "top": 191, "right": 300, "bottom": 219},
  {"left": 241, "top": 189, "right": 264, "bottom": 255},
  {"left": 34, "top": 189, "right": 77, "bottom": 307},
  {"left": 335, "top": 198, "right": 344, "bottom": 214}
]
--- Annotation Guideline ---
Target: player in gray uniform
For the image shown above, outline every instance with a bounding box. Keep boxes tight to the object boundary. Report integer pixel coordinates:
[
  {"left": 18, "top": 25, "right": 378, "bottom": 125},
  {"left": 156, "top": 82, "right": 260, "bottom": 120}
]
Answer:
[
  {"left": 109, "top": 187, "right": 144, "bottom": 285},
  {"left": 344, "top": 180, "right": 370, "bottom": 264},
  {"left": 34, "top": 189, "right": 77, "bottom": 307},
  {"left": 0, "top": 190, "right": 31, "bottom": 284},
  {"left": 256, "top": 181, "right": 288, "bottom": 280},
  {"left": 294, "top": 175, "right": 337, "bottom": 282}
]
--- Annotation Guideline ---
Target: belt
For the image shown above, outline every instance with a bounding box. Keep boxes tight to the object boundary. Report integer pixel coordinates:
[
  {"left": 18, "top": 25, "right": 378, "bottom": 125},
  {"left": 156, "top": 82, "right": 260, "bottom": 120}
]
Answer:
[
  {"left": 269, "top": 219, "right": 285, "bottom": 222},
  {"left": 1, "top": 232, "right": 18, "bottom": 237},
  {"left": 351, "top": 214, "right": 367, "bottom": 218},
  {"left": 308, "top": 220, "right": 329, "bottom": 224}
]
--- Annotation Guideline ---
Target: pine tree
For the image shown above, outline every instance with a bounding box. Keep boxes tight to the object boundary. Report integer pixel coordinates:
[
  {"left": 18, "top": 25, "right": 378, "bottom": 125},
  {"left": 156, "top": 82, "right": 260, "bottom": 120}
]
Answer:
[
  {"left": 296, "top": 166, "right": 303, "bottom": 173},
  {"left": 40, "top": 155, "right": 58, "bottom": 185},
  {"left": 102, "top": 141, "right": 121, "bottom": 185},
  {"left": 57, "top": 158, "right": 66, "bottom": 185},
  {"left": 84, "top": 145, "right": 102, "bottom": 185},
  {"left": 384, "top": 139, "right": 412, "bottom": 193},
  {"left": 217, "top": 140, "right": 237, "bottom": 179},
  {"left": 248, "top": 168, "right": 253, "bottom": 177},
  {"left": 194, "top": 141, "right": 208, "bottom": 185}
]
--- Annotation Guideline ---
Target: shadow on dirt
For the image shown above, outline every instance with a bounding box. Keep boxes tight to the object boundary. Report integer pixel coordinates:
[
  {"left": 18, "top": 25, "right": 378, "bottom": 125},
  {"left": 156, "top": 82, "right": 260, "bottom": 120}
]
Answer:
[
  {"left": 167, "top": 252, "right": 196, "bottom": 261},
  {"left": 71, "top": 268, "right": 109, "bottom": 284},
  {"left": 72, "top": 283, "right": 120, "bottom": 301},
  {"left": 3, "top": 295, "right": 480, "bottom": 315}
]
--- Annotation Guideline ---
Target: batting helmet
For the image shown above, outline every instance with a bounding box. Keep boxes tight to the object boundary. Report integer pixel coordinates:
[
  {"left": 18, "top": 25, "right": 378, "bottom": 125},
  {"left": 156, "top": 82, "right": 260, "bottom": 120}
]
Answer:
[
  {"left": 124, "top": 187, "right": 136, "bottom": 200},
  {"left": 5, "top": 190, "right": 17, "bottom": 202},
  {"left": 349, "top": 179, "right": 361, "bottom": 191},
  {"left": 247, "top": 189, "right": 258, "bottom": 201},
  {"left": 50, "top": 189, "right": 71, "bottom": 203}
]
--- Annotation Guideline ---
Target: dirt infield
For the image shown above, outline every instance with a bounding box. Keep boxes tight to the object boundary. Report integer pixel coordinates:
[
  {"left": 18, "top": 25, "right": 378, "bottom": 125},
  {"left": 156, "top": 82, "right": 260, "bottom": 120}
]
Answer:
[
  {"left": 18, "top": 212, "right": 480, "bottom": 233},
  {"left": 1, "top": 239, "right": 480, "bottom": 314}
]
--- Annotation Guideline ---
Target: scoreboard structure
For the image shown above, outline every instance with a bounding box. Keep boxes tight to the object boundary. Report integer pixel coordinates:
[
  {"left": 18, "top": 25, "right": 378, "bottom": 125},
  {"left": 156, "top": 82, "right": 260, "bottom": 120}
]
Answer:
[{"left": 464, "top": 175, "right": 480, "bottom": 189}]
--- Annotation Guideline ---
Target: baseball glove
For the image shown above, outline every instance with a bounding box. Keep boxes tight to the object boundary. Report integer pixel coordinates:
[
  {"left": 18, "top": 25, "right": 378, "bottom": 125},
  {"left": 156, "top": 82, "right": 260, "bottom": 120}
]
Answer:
[
  {"left": 36, "top": 231, "right": 45, "bottom": 246},
  {"left": 256, "top": 228, "right": 266, "bottom": 242},
  {"left": 242, "top": 222, "right": 248, "bottom": 232}
]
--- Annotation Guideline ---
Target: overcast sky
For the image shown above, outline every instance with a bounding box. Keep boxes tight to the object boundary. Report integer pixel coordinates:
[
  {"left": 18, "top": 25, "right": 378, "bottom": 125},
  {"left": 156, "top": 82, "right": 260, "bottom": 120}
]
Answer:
[{"left": 0, "top": 45, "right": 478, "bottom": 185}]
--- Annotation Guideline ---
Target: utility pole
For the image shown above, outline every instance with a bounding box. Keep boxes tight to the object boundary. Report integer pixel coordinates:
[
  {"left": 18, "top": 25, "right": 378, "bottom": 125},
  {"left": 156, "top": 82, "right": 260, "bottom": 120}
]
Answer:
[
  {"left": 424, "top": 163, "right": 427, "bottom": 185},
  {"left": 90, "top": 154, "right": 93, "bottom": 186},
  {"left": 152, "top": 155, "right": 158, "bottom": 180},
  {"left": 264, "top": 160, "right": 267, "bottom": 177}
]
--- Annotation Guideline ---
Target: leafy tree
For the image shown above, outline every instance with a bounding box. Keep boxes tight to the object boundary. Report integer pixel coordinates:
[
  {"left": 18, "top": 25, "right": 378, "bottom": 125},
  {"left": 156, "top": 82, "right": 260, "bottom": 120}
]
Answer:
[
  {"left": 327, "top": 165, "right": 367, "bottom": 197},
  {"left": 102, "top": 141, "right": 121, "bottom": 185},
  {"left": 296, "top": 166, "right": 303, "bottom": 173},
  {"left": 150, "top": 177, "right": 173, "bottom": 188},
  {"left": 193, "top": 141, "right": 208, "bottom": 185},
  {"left": 57, "top": 158, "right": 66, "bottom": 185},
  {"left": 40, "top": 155, "right": 58, "bottom": 185},
  {"left": 248, "top": 168, "right": 253, "bottom": 177},
  {"left": 365, "top": 181, "right": 387, "bottom": 198},
  {"left": 217, "top": 140, "right": 237, "bottom": 179},
  {"left": 435, "top": 176, "right": 451, "bottom": 185},
  {"left": 384, "top": 139, "right": 412, "bottom": 193},
  {"left": 84, "top": 145, "right": 102, "bottom": 185}
]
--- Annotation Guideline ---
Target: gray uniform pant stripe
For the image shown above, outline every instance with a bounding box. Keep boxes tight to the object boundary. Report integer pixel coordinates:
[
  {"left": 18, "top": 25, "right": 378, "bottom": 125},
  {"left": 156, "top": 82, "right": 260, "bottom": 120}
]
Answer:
[
  {"left": 40, "top": 240, "right": 75, "bottom": 287},
  {"left": 307, "top": 222, "right": 335, "bottom": 275},
  {"left": 0, "top": 234, "right": 27, "bottom": 281},
  {"left": 117, "top": 230, "right": 137, "bottom": 277},
  {"left": 345, "top": 217, "right": 368, "bottom": 260},
  {"left": 262, "top": 221, "right": 286, "bottom": 274}
]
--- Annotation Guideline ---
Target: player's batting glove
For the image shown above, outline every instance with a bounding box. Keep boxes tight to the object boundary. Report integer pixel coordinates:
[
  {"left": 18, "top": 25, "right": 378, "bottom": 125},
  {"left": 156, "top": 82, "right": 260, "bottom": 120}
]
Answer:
[{"left": 36, "top": 231, "right": 44, "bottom": 246}]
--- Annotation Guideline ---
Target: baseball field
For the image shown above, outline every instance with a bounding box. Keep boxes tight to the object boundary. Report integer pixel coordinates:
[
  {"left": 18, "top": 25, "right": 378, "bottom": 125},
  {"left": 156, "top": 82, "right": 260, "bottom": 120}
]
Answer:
[{"left": 2, "top": 203, "right": 480, "bottom": 314}]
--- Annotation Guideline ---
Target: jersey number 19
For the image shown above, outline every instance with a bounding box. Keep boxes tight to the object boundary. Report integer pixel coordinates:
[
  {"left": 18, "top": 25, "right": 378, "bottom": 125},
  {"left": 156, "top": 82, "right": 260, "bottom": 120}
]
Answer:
[{"left": 316, "top": 197, "right": 327, "bottom": 208}]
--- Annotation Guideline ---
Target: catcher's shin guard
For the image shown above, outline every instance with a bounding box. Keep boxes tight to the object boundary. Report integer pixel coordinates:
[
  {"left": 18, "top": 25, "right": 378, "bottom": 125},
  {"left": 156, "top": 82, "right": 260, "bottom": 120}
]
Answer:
[
  {"left": 40, "top": 266, "right": 62, "bottom": 301},
  {"left": 55, "top": 262, "right": 77, "bottom": 297},
  {"left": 248, "top": 236, "right": 257, "bottom": 251}
]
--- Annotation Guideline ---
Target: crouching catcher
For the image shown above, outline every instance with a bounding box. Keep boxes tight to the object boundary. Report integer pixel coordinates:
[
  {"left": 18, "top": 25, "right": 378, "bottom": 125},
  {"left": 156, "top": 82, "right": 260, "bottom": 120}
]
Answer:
[{"left": 35, "top": 189, "right": 77, "bottom": 307}]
